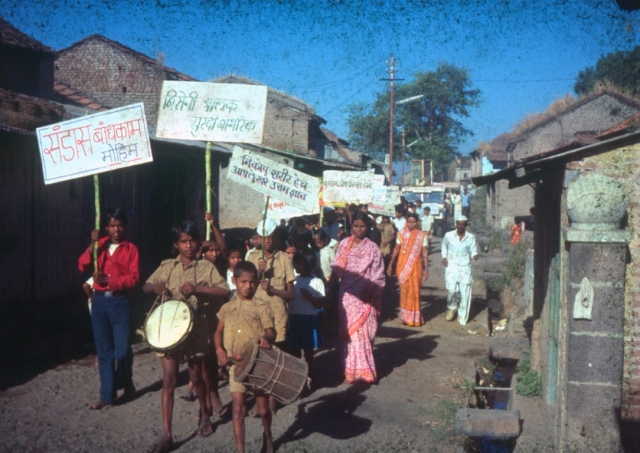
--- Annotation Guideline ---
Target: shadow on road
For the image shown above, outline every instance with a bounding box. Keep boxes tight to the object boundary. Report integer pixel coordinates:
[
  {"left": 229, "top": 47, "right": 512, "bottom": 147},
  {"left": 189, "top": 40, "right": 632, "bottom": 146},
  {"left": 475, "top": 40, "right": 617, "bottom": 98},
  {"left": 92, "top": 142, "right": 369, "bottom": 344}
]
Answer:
[
  {"left": 375, "top": 334, "right": 439, "bottom": 382},
  {"left": 273, "top": 383, "right": 372, "bottom": 450}
]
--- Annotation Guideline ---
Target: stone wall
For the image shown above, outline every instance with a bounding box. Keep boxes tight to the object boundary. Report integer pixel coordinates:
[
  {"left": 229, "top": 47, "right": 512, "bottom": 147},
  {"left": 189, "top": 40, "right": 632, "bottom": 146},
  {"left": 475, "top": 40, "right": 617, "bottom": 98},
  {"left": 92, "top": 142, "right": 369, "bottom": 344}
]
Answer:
[
  {"left": 261, "top": 97, "right": 311, "bottom": 154},
  {"left": 573, "top": 143, "right": 640, "bottom": 422}
]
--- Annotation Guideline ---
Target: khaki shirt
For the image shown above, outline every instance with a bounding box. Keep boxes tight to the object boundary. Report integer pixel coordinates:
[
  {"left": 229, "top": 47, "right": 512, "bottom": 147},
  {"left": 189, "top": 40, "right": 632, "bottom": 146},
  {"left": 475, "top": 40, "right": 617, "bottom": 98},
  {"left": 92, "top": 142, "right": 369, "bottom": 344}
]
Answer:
[
  {"left": 246, "top": 250, "right": 295, "bottom": 342},
  {"left": 378, "top": 222, "right": 396, "bottom": 256},
  {"left": 146, "top": 258, "right": 229, "bottom": 311},
  {"left": 217, "top": 295, "right": 274, "bottom": 358}
]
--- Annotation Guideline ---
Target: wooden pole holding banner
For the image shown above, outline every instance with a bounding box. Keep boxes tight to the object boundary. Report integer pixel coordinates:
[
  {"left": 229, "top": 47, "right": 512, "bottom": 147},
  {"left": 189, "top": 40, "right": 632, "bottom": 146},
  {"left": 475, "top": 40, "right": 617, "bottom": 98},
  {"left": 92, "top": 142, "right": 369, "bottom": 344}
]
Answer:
[
  {"left": 261, "top": 196, "right": 269, "bottom": 280},
  {"left": 93, "top": 174, "right": 100, "bottom": 271},
  {"left": 205, "top": 141, "right": 212, "bottom": 241}
]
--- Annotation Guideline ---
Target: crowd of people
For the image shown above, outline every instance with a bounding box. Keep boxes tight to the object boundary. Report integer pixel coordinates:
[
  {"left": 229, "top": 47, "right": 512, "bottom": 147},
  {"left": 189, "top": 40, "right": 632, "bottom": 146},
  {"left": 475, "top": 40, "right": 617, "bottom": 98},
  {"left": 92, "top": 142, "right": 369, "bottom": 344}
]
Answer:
[{"left": 78, "top": 195, "right": 478, "bottom": 453}]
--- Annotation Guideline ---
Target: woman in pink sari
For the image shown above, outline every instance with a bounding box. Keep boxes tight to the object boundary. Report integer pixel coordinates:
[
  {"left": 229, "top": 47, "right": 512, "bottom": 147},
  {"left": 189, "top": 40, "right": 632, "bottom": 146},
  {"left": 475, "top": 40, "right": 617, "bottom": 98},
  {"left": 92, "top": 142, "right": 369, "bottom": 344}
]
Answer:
[{"left": 331, "top": 211, "right": 386, "bottom": 384}]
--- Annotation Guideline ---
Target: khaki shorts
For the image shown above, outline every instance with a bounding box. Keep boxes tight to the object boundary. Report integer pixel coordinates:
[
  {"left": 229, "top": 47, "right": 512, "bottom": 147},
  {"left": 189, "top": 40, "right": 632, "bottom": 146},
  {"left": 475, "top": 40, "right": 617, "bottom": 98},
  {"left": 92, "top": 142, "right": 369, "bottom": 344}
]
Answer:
[
  {"left": 156, "top": 314, "right": 210, "bottom": 363},
  {"left": 229, "top": 364, "right": 266, "bottom": 395}
]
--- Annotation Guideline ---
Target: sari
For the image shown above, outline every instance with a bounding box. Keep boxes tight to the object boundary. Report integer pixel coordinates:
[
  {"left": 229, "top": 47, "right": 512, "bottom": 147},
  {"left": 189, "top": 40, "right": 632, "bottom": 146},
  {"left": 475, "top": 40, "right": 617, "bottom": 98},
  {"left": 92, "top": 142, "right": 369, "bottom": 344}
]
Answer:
[
  {"left": 332, "top": 236, "right": 386, "bottom": 383},
  {"left": 396, "top": 227, "right": 426, "bottom": 327}
]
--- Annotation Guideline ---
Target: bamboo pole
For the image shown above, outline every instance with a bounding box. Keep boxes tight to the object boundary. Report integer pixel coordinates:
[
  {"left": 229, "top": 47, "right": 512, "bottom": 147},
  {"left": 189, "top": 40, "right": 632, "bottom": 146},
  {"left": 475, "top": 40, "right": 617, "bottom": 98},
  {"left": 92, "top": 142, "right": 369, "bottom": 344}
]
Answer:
[
  {"left": 261, "top": 196, "right": 269, "bottom": 280},
  {"left": 205, "top": 141, "right": 212, "bottom": 241},
  {"left": 93, "top": 174, "right": 100, "bottom": 271}
]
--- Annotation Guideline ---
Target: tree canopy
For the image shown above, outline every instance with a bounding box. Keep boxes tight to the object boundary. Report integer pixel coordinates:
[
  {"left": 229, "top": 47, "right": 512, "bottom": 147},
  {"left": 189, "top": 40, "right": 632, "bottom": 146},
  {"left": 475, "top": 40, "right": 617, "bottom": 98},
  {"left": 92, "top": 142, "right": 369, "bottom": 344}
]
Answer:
[
  {"left": 574, "top": 46, "right": 640, "bottom": 96},
  {"left": 346, "top": 63, "right": 480, "bottom": 181}
]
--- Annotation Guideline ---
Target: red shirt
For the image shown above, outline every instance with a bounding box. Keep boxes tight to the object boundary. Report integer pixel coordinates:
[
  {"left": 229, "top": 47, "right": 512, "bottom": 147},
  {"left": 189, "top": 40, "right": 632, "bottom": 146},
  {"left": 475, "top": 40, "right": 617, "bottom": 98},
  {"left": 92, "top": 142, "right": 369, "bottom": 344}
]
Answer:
[{"left": 78, "top": 236, "right": 140, "bottom": 292}]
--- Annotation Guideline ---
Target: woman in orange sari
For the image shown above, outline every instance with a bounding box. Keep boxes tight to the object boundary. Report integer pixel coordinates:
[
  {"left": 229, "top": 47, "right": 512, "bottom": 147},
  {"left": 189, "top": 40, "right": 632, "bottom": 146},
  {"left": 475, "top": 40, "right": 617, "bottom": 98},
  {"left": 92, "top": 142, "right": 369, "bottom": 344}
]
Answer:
[{"left": 387, "top": 213, "right": 429, "bottom": 326}]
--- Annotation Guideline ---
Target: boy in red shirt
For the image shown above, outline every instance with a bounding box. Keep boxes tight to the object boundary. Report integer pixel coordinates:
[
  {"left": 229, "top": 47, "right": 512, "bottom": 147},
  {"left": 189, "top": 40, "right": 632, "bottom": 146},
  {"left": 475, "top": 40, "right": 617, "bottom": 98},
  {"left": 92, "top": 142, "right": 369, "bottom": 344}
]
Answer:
[{"left": 78, "top": 208, "right": 139, "bottom": 410}]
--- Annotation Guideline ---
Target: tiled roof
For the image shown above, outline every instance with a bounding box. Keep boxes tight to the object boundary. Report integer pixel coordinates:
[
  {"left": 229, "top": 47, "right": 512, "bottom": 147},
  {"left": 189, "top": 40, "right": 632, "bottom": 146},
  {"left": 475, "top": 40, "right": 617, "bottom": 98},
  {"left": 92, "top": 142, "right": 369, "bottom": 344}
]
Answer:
[
  {"left": 53, "top": 83, "right": 109, "bottom": 111},
  {"left": 320, "top": 127, "right": 361, "bottom": 164},
  {"left": 0, "top": 88, "right": 64, "bottom": 131},
  {"left": 0, "top": 16, "right": 53, "bottom": 53},
  {"left": 597, "top": 113, "right": 640, "bottom": 140},
  {"left": 57, "top": 34, "right": 197, "bottom": 82}
]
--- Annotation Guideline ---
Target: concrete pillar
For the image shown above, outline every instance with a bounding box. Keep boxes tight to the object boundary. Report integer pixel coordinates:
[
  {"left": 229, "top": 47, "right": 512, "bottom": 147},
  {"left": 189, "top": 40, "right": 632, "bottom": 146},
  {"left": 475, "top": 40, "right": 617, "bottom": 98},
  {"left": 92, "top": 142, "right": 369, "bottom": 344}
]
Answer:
[{"left": 562, "top": 173, "right": 629, "bottom": 452}]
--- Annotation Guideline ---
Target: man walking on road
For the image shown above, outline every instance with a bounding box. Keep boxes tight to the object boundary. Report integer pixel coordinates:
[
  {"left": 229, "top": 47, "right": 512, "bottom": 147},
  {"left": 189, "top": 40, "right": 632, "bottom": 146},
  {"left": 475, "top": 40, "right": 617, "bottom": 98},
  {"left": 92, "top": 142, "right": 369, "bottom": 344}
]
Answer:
[
  {"left": 441, "top": 216, "right": 478, "bottom": 326},
  {"left": 460, "top": 187, "right": 471, "bottom": 218}
]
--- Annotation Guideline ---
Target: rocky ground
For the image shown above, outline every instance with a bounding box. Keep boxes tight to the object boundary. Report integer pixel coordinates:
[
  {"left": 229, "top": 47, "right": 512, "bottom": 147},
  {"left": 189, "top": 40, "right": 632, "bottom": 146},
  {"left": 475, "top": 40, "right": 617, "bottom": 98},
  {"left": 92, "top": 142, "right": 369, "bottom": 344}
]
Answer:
[{"left": 0, "top": 235, "right": 550, "bottom": 453}]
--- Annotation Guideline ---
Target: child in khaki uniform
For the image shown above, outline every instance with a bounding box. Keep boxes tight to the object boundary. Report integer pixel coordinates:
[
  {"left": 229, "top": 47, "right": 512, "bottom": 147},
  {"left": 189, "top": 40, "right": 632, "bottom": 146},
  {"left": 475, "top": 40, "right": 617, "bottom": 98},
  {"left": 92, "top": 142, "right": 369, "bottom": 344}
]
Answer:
[
  {"left": 143, "top": 221, "right": 229, "bottom": 453},
  {"left": 214, "top": 261, "right": 275, "bottom": 453},
  {"left": 246, "top": 220, "right": 294, "bottom": 416}
]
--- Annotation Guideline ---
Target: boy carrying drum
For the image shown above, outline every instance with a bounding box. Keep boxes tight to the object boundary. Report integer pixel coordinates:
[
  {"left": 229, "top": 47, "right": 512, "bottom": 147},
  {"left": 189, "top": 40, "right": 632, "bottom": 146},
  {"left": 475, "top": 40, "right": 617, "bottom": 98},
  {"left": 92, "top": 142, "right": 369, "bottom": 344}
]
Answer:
[
  {"left": 143, "top": 221, "right": 229, "bottom": 453},
  {"left": 214, "top": 261, "right": 275, "bottom": 453}
]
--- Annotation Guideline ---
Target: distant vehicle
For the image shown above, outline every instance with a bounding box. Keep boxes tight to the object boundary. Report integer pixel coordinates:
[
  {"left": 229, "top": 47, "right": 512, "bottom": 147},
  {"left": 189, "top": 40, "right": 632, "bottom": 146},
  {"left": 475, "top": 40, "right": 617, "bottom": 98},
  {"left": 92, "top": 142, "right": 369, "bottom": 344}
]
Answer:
[{"left": 401, "top": 185, "right": 447, "bottom": 236}]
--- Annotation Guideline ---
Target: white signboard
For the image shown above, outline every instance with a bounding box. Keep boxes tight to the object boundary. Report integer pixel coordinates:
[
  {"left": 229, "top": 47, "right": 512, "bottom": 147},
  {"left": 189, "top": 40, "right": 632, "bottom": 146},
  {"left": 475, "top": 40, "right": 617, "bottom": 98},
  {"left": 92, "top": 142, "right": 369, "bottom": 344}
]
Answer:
[
  {"left": 265, "top": 197, "right": 317, "bottom": 220},
  {"left": 227, "top": 146, "right": 320, "bottom": 212},
  {"left": 156, "top": 81, "right": 267, "bottom": 143},
  {"left": 36, "top": 103, "right": 152, "bottom": 185},
  {"left": 322, "top": 169, "right": 375, "bottom": 205},
  {"left": 369, "top": 180, "right": 401, "bottom": 217}
]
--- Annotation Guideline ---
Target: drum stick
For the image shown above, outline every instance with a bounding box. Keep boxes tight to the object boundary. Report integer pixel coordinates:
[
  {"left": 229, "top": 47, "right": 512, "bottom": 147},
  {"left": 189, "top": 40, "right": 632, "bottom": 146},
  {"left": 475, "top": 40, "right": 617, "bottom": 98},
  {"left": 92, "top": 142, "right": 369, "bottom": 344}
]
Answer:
[
  {"left": 205, "top": 141, "right": 212, "bottom": 242},
  {"left": 93, "top": 174, "right": 100, "bottom": 271}
]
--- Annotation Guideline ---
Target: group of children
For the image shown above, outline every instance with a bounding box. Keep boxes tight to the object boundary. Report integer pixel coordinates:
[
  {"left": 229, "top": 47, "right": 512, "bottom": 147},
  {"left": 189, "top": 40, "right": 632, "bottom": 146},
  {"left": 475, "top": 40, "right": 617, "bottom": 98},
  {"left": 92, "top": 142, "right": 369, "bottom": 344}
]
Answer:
[{"left": 139, "top": 214, "right": 335, "bottom": 453}]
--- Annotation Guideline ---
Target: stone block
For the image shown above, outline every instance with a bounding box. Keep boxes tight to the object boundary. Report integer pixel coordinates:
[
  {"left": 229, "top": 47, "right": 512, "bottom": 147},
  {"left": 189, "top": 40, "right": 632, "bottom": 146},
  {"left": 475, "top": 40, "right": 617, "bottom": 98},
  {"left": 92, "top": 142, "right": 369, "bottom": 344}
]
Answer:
[
  {"left": 568, "top": 243, "right": 627, "bottom": 283},
  {"left": 530, "top": 320, "right": 541, "bottom": 372},
  {"left": 455, "top": 408, "right": 520, "bottom": 439},
  {"left": 567, "top": 285, "right": 625, "bottom": 334},
  {"left": 489, "top": 337, "right": 529, "bottom": 362},
  {"left": 567, "top": 334, "right": 624, "bottom": 384}
]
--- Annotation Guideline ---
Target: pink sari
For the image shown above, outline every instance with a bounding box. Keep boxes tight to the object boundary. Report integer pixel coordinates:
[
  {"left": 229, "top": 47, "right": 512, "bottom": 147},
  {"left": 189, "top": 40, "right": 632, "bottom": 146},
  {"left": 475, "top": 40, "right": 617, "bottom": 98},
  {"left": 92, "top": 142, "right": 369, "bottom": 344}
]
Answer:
[{"left": 332, "top": 236, "right": 386, "bottom": 383}]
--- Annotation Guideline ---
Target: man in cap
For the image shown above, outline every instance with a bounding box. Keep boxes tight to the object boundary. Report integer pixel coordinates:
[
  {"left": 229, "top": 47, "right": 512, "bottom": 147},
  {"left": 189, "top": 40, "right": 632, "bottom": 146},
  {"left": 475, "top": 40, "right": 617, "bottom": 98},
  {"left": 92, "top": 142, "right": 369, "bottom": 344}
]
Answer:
[
  {"left": 441, "top": 216, "right": 478, "bottom": 325},
  {"left": 246, "top": 219, "right": 295, "bottom": 415},
  {"left": 321, "top": 206, "right": 340, "bottom": 241}
]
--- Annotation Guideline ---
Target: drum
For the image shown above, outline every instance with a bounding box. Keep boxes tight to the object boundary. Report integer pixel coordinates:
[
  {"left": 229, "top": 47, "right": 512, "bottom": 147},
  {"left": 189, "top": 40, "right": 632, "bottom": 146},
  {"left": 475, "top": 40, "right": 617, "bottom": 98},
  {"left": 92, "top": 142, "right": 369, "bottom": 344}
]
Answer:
[
  {"left": 144, "top": 300, "right": 194, "bottom": 352},
  {"left": 234, "top": 339, "right": 309, "bottom": 404}
]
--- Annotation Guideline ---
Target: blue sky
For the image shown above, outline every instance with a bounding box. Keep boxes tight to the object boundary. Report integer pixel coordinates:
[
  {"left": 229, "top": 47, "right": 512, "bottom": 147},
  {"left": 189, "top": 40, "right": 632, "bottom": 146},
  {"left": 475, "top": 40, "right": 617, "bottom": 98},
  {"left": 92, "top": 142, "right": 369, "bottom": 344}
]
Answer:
[{"left": 3, "top": 0, "right": 639, "bottom": 156}]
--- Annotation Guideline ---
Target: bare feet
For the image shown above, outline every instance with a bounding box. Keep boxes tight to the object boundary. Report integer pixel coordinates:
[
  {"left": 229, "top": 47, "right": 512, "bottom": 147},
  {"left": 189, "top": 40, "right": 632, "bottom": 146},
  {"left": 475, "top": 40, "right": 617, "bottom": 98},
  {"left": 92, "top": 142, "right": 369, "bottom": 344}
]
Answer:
[
  {"left": 197, "top": 414, "right": 213, "bottom": 437},
  {"left": 179, "top": 388, "right": 197, "bottom": 402},
  {"left": 89, "top": 400, "right": 111, "bottom": 410},
  {"left": 147, "top": 436, "right": 173, "bottom": 453},
  {"left": 261, "top": 432, "right": 274, "bottom": 453}
]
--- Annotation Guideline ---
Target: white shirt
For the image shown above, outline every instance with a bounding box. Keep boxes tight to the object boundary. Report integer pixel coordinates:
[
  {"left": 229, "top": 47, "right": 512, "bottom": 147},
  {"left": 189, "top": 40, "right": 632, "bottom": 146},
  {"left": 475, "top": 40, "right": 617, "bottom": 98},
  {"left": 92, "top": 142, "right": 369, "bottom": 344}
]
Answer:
[
  {"left": 392, "top": 217, "right": 406, "bottom": 231},
  {"left": 289, "top": 276, "right": 325, "bottom": 315},
  {"left": 421, "top": 215, "right": 435, "bottom": 233},
  {"left": 441, "top": 230, "right": 478, "bottom": 267},
  {"left": 226, "top": 269, "right": 237, "bottom": 294}
]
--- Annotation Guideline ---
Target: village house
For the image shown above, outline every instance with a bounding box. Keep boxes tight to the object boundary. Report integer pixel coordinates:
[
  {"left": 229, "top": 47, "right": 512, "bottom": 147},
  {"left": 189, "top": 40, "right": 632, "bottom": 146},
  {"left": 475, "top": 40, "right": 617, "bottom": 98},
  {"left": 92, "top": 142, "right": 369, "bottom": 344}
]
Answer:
[
  {"left": 483, "top": 91, "right": 640, "bottom": 229},
  {"left": 473, "top": 112, "right": 640, "bottom": 452}
]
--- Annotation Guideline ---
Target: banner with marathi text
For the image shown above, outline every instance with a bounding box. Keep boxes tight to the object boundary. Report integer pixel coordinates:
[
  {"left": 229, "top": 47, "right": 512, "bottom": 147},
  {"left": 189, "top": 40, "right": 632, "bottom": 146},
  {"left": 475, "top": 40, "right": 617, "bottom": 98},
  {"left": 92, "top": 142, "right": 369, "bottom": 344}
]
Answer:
[
  {"left": 226, "top": 146, "right": 320, "bottom": 212},
  {"left": 156, "top": 81, "right": 267, "bottom": 143},
  {"left": 36, "top": 103, "right": 152, "bottom": 185},
  {"left": 369, "top": 175, "right": 401, "bottom": 216},
  {"left": 322, "top": 169, "right": 375, "bottom": 205}
]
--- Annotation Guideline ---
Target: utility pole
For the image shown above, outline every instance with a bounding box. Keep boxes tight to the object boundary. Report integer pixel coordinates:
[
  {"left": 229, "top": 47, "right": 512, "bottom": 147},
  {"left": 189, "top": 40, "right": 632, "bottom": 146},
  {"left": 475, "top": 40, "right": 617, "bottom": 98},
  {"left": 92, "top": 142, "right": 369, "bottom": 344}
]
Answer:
[
  {"left": 401, "top": 127, "right": 406, "bottom": 190},
  {"left": 380, "top": 54, "right": 402, "bottom": 184}
]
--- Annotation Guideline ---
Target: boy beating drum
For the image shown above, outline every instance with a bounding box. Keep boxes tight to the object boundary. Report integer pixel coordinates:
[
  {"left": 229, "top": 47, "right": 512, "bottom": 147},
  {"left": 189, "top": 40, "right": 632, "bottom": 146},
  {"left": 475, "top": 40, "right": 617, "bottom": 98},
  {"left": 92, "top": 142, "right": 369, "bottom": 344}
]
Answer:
[
  {"left": 214, "top": 261, "right": 275, "bottom": 453},
  {"left": 143, "top": 221, "right": 229, "bottom": 453}
]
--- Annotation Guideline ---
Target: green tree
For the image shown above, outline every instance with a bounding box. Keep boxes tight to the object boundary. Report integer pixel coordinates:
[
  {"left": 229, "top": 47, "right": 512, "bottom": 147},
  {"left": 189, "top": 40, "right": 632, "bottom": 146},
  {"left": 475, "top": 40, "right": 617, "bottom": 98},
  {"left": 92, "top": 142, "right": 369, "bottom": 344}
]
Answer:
[
  {"left": 347, "top": 63, "right": 480, "bottom": 181},
  {"left": 574, "top": 46, "right": 640, "bottom": 96}
]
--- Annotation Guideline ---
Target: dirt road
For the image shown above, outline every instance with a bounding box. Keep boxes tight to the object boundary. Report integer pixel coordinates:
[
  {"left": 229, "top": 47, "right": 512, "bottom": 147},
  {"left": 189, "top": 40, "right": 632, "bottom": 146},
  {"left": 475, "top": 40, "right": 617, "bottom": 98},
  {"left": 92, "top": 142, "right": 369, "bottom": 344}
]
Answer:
[{"left": 0, "top": 236, "right": 491, "bottom": 452}]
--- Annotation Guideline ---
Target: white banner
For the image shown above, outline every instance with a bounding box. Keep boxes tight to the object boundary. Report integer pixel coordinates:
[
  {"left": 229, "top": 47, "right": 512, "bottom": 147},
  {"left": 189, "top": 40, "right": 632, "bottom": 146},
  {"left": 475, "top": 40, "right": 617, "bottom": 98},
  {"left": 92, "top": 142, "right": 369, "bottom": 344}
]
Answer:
[
  {"left": 322, "top": 169, "right": 374, "bottom": 205},
  {"left": 369, "top": 180, "right": 401, "bottom": 217},
  {"left": 156, "top": 81, "right": 267, "bottom": 143},
  {"left": 265, "top": 197, "right": 317, "bottom": 220},
  {"left": 36, "top": 103, "right": 152, "bottom": 185},
  {"left": 227, "top": 146, "right": 320, "bottom": 212}
]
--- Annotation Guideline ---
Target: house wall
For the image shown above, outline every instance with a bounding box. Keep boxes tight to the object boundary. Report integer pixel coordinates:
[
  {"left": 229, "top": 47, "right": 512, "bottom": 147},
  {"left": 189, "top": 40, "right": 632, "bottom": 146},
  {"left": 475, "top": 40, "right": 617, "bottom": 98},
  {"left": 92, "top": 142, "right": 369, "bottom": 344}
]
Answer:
[
  {"left": 492, "top": 94, "right": 640, "bottom": 229},
  {"left": 261, "top": 97, "right": 311, "bottom": 154},
  {"left": 55, "top": 39, "right": 171, "bottom": 126},
  {"left": 0, "top": 46, "right": 54, "bottom": 97}
]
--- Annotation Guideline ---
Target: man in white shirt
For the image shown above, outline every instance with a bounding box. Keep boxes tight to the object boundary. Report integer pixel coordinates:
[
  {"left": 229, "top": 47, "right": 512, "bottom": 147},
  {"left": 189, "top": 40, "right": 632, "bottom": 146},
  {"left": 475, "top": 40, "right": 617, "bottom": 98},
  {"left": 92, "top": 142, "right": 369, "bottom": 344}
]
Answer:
[
  {"left": 392, "top": 203, "right": 406, "bottom": 231},
  {"left": 451, "top": 191, "right": 462, "bottom": 223},
  {"left": 421, "top": 207, "right": 435, "bottom": 250},
  {"left": 441, "top": 216, "right": 478, "bottom": 325}
]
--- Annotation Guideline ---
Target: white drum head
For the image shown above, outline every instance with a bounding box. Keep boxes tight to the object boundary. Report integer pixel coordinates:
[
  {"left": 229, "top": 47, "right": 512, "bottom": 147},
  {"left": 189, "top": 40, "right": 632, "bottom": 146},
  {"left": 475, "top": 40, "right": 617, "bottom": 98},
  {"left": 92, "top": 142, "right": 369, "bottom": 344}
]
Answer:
[{"left": 145, "top": 300, "right": 193, "bottom": 350}]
